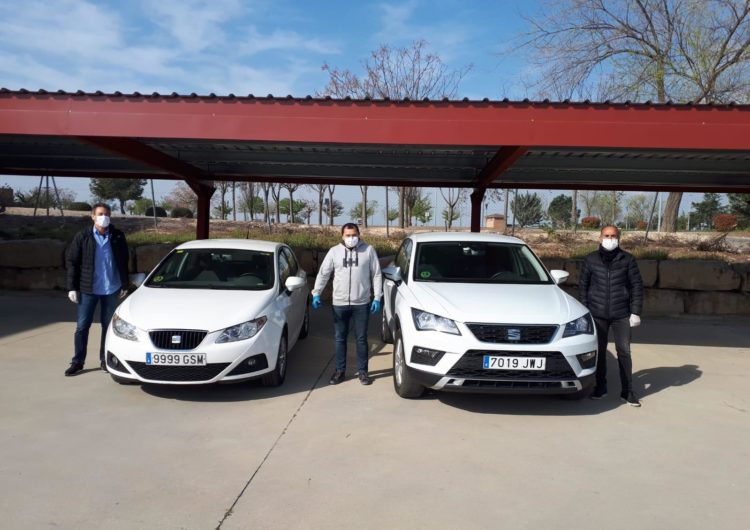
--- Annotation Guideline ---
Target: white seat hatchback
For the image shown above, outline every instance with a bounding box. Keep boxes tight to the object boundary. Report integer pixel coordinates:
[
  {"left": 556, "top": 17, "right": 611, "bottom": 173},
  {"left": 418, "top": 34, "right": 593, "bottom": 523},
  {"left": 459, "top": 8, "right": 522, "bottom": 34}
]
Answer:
[
  {"left": 381, "top": 232, "right": 598, "bottom": 399},
  {"left": 105, "top": 239, "right": 309, "bottom": 386}
]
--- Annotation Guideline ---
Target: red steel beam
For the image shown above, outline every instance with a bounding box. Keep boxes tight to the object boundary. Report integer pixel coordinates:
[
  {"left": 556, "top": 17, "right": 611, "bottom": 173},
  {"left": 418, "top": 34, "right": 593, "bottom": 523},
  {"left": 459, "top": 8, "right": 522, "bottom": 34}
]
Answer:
[
  {"left": 77, "top": 136, "right": 215, "bottom": 239},
  {"left": 470, "top": 146, "right": 528, "bottom": 232},
  {"left": 2, "top": 94, "right": 750, "bottom": 150}
]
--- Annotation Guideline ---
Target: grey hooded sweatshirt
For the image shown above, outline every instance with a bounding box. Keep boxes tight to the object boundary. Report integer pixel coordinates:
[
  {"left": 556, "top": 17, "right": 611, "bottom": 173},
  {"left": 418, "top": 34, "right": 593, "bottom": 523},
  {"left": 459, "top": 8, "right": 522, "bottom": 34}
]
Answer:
[{"left": 313, "top": 241, "right": 383, "bottom": 306}]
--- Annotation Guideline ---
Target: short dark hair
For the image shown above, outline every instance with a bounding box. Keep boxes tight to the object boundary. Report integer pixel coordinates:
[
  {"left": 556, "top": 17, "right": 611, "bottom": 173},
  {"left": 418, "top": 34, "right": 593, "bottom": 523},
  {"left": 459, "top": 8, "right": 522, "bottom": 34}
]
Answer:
[
  {"left": 341, "top": 222, "right": 360, "bottom": 235},
  {"left": 91, "top": 202, "right": 111, "bottom": 214}
]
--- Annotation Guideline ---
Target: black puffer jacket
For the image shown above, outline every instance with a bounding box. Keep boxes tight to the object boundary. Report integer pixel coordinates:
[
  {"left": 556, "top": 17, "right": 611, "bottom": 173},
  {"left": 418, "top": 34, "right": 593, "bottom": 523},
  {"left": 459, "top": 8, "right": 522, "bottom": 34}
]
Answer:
[
  {"left": 66, "top": 225, "right": 129, "bottom": 294},
  {"left": 579, "top": 247, "right": 644, "bottom": 320}
]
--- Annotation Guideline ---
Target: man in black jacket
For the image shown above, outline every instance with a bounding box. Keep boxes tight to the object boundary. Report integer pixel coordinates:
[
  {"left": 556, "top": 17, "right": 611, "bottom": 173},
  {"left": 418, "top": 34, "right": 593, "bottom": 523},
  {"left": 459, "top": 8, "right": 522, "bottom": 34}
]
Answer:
[
  {"left": 579, "top": 225, "right": 644, "bottom": 406},
  {"left": 64, "top": 203, "right": 129, "bottom": 376}
]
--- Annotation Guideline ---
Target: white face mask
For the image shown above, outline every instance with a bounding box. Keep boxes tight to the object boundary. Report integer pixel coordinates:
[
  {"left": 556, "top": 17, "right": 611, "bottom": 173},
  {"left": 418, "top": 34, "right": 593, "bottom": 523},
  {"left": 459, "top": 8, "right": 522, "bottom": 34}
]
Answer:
[
  {"left": 343, "top": 236, "right": 359, "bottom": 248},
  {"left": 95, "top": 215, "right": 111, "bottom": 228},
  {"left": 601, "top": 238, "right": 619, "bottom": 251}
]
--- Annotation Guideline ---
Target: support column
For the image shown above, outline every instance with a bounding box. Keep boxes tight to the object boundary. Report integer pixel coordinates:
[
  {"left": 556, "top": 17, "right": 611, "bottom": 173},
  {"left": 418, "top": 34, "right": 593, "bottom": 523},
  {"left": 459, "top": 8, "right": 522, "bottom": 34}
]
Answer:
[
  {"left": 195, "top": 185, "right": 215, "bottom": 240},
  {"left": 470, "top": 188, "right": 486, "bottom": 233}
]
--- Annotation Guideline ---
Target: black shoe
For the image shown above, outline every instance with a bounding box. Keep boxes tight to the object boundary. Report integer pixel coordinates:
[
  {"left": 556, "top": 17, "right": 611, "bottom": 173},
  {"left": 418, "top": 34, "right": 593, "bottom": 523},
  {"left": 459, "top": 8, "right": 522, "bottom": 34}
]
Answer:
[
  {"left": 358, "top": 371, "right": 372, "bottom": 385},
  {"left": 100, "top": 360, "right": 108, "bottom": 373},
  {"left": 621, "top": 392, "right": 641, "bottom": 407},
  {"left": 590, "top": 387, "right": 608, "bottom": 400},
  {"left": 65, "top": 363, "right": 84, "bottom": 377},
  {"left": 329, "top": 371, "right": 345, "bottom": 385}
]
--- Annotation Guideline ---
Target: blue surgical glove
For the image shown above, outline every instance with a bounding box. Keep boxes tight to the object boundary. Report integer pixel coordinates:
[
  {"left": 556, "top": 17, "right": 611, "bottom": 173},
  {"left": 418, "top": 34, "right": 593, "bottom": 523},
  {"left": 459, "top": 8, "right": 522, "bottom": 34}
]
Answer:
[
  {"left": 312, "top": 294, "right": 322, "bottom": 309},
  {"left": 370, "top": 299, "right": 381, "bottom": 314}
]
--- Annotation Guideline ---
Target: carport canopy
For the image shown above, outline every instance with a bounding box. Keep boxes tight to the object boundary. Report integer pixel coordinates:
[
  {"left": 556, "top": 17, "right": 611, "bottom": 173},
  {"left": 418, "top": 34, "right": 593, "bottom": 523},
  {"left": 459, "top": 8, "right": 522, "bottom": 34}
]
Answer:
[{"left": 2, "top": 88, "right": 750, "bottom": 238}]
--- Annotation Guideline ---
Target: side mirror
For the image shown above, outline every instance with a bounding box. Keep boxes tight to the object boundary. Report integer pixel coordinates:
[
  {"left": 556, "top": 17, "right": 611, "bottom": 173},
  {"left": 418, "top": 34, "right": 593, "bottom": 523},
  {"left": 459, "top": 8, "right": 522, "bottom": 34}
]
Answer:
[
  {"left": 550, "top": 270, "right": 569, "bottom": 285},
  {"left": 382, "top": 266, "right": 402, "bottom": 284},
  {"left": 129, "top": 273, "right": 146, "bottom": 288},
  {"left": 284, "top": 276, "right": 307, "bottom": 292}
]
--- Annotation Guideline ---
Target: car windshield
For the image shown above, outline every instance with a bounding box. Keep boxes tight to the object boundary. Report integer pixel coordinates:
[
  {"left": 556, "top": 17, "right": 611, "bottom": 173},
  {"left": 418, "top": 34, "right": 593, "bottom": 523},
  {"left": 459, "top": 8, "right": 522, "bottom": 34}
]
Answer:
[
  {"left": 145, "top": 248, "right": 275, "bottom": 290},
  {"left": 413, "top": 241, "right": 551, "bottom": 284}
]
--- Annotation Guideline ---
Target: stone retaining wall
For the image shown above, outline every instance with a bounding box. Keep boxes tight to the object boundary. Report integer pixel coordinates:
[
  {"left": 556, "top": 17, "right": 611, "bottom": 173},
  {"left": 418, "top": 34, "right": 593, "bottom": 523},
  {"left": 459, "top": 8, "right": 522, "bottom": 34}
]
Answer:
[{"left": 1, "top": 240, "right": 748, "bottom": 315}]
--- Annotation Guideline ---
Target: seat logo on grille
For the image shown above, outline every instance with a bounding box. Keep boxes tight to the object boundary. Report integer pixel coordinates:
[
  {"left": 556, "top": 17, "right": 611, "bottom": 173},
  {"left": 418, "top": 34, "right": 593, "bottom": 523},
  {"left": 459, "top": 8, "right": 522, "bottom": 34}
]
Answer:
[
  {"left": 171, "top": 335, "right": 182, "bottom": 344},
  {"left": 507, "top": 329, "right": 521, "bottom": 341}
]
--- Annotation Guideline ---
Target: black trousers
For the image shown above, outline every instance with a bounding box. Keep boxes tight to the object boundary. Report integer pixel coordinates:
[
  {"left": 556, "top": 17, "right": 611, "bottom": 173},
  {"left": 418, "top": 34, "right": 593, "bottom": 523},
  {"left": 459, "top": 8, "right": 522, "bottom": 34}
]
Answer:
[{"left": 593, "top": 317, "right": 633, "bottom": 393}]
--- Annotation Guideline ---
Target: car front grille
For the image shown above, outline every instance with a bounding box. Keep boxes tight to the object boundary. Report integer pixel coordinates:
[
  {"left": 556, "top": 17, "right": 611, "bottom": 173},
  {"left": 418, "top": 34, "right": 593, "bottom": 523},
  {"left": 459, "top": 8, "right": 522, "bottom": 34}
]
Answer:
[
  {"left": 447, "top": 350, "right": 575, "bottom": 379},
  {"left": 466, "top": 324, "right": 558, "bottom": 344},
  {"left": 127, "top": 362, "right": 230, "bottom": 382},
  {"left": 149, "top": 329, "right": 207, "bottom": 350}
]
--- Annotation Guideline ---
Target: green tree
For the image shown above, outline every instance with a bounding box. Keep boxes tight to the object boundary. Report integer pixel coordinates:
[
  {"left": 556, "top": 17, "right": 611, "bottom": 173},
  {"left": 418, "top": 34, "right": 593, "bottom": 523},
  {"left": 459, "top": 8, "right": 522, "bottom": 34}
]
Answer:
[
  {"left": 89, "top": 178, "right": 146, "bottom": 214},
  {"left": 325, "top": 199, "right": 344, "bottom": 224},
  {"left": 412, "top": 195, "right": 433, "bottom": 225},
  {"left": 728, "top": 194, "right": 750, "bottom": 228},
  {"left": 278, "top": 198, "right": 307, "bottom": 221},
  {"left": 127, "top": 198, "right": 155, "bottom": 216},
  {"left": 442, "top": 207, "right": 460, "bottom": 226},
  {"left": 511, "top": 192, "right": 544, "bottom": 228},
  {"left": 625, "top": 193, "right": 651, "bottom": 228},
  {"left": 690, "top": 193, "right": 724, "bottom": 230},
  {"left": 547, "top": 194, "right": 574, "bottom": 228},
  {"left": 212, "top": 200, "right": 232, "bottom": 220},
  {"left": 349, "top": 201, "right": 377, "bottom": 222},
  {"left": 387, "top": 208, "right": 399, "bottom": 222}
]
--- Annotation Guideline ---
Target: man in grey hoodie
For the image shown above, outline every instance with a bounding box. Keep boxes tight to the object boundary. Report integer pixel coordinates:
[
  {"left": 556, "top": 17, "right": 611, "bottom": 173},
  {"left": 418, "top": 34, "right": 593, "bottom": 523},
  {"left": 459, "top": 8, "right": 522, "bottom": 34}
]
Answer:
[{"left": 312, "top": 223, "right": 383, "bottom": 385}]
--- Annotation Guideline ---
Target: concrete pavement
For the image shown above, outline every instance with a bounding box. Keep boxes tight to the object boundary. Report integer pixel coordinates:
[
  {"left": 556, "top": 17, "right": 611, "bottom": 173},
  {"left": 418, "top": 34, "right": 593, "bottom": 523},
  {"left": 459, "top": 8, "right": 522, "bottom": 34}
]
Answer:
[{"left": 0, "top": 291, "right": 748, "bottom": 530}]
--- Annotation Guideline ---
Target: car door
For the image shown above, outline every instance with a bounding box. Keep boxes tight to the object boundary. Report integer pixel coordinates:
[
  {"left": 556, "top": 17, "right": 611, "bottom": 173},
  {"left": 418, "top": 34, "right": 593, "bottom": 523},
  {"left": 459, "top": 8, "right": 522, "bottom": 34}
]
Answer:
[
  {"left": 282, "top": 246, "right": 306, "bottom": 338},
  {"left": 276, "top": 248, "right": 295, "bottom": 336},
  {"left": 384, "top": 238, "right": 413, "bottom": 332}
]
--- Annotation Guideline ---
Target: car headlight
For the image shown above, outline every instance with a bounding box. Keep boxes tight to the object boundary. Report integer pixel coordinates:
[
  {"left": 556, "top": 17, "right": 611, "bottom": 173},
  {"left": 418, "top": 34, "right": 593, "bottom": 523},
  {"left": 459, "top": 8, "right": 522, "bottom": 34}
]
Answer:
[
  {"left": 411, "top": 308, "right": 461, "bottom": 335},
  {"left": 216, "top": 316, "right": 268, "bottom": 344},
  {"left": 563, "top": 313, "right": 594, "bottom": 337},
  {"left": 112, "top": 313, "right": 138, "bottom": 341}
]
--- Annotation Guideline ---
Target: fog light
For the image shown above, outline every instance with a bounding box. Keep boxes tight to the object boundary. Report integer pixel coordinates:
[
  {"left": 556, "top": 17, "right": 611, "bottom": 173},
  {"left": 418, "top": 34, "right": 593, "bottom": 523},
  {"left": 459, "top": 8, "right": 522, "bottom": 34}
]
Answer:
[
  {"left": 411, "top": 346, "right": 446, "bottom": 366},
  {"left": 106, "top": 351, "right": 130, "bottom": 373},
  {"left": 576, "top": 350, "right": 597, "bottom": 369}
]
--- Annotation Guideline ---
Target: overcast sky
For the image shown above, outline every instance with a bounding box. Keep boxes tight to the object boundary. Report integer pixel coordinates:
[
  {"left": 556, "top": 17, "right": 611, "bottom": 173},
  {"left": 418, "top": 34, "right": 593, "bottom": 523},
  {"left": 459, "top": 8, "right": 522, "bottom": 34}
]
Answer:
[{"left": 0, "top": 0, "right": 711, "bottom": 224}]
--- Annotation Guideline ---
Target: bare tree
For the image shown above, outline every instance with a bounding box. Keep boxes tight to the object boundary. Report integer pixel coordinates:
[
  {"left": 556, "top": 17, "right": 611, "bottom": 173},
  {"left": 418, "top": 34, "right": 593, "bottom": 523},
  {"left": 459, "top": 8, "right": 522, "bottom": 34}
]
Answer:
[
  {"left": 359, "top": 185, "right": 369, "bottom": 227},
  {"left": 327, "top": 185, "right": 336, "bottom": 226},
  {"left": 440, "top": 188, "right": 468, "bottom": 229},
  {"left": 259, "top": 182, "right": 273, "bottom": 223},
  {"left": 269, "top": 184, "right": 282, "bottom": 224},
  {"left": 309, "top": 184, "right": 328, "bottom": 225},
  {"left": 321, "top": 40, "right": 472, "bottom": 230},
  {"left": 579, "top": 190, "right": 601, "bottom": 218},
  {"left": 519, "top": 0, "right": 750, "bottom": 231}
]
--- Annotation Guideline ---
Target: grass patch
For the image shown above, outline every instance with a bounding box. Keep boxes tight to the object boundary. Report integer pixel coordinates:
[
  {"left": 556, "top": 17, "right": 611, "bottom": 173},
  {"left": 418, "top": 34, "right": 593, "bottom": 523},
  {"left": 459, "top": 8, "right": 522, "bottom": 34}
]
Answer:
[
  {"left": 630, "top": 247, "right": 670, "bottom": 260},
  {"left": 568, "top": 243, "right": 599, "bottom": 259}
]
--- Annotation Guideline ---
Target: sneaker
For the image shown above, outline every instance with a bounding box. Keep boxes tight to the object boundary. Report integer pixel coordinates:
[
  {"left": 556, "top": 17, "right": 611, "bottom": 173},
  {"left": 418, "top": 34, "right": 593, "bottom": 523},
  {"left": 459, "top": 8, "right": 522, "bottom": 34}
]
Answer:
[
  {"left": 621, "top": 392, "right": 642, "bottom": 407},
  {"left": 100, "top": 360, "right": 108, "bottom": 373},
  {"left": 358, "top": 371, "right": 372, "bottom": 385},
  {"left": 590, "top": 387, "right": 608, "bottom": 400},
  {"left": 64, "top": 363, "right": 84, "bottom": 377},
  {"left": 329, "top": 370, "right": 345, "bottom": 385}
]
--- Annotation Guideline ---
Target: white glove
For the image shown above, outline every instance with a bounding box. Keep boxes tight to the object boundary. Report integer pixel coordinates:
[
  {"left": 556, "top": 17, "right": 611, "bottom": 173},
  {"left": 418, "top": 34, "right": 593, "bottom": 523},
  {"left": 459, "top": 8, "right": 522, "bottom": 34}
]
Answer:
[
  {"left": 629, "top": 314, "right": 641, "bottom": 327},
  {"left": 68, "top": 291, "right": 79, "bottom": 303},
  {"left": 119, "top": 289, "right": 128, "bottom": 299}
]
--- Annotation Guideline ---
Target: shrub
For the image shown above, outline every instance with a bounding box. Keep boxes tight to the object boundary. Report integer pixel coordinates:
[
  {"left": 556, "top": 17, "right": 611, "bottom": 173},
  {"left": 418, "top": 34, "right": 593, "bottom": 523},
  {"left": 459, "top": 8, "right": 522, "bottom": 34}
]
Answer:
[
  {"left": 171, "top": 206, "right": 193, "bottom": 218},
  {"left": 68, "top": 202, "right": 92, "bottom": 211},
  {"left": 712, "top": 213, "right": 737, "bottom": 232},
  {"left": 581, "top": 216, "right": 601, "bottom": 229},
  {"left": 145, "top": 206, "right": 168, "bottom": 217},
  {"left": 635, "top": 220, "right": 648, "bottom": 230}
]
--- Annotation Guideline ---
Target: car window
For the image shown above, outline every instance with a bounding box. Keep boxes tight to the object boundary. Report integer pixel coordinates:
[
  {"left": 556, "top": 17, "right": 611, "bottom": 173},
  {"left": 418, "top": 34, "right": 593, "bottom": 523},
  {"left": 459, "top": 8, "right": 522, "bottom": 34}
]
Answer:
[
  {"left": 278, "top": 249, "right": 291, "bottom": 292},
  {"left": 395, "top": 239, "right": 413, "bottom": 283},
  {"left": 145, "top": 248, "right": 275, "bottom": 290},
  {"left": 413, "top": 242, "right": 551, "bottom": 284},
  {"left": 282, "top": 247, "right": 298, "bottom": 276}
]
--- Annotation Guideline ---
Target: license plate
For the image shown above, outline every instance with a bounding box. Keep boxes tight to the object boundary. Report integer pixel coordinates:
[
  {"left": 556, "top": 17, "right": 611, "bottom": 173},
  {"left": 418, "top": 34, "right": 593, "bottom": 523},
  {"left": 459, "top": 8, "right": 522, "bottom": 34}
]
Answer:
[
  {"left": 483, "top": 355, "right": 546, "bottom": 370},
  {"left": 146, "top": 352, "right": 206, "bottom": 366}
]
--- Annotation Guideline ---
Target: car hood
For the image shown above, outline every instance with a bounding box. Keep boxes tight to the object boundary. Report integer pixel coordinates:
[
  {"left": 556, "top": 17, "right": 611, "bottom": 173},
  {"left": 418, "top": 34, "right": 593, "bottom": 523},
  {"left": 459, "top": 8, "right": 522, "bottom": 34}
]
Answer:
[
  {"left": 118, "top": 286, "right": 275, "bottom": 332},
  {"left": 411, "top": 282, "right": 586, "bottom": 324}
]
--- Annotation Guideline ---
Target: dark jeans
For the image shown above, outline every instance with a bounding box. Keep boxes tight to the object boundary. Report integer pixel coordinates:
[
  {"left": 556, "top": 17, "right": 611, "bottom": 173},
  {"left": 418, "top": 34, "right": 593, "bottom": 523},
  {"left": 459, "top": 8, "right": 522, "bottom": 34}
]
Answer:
[
  {"left": 593, "top": 316, "right": 633, "bottom": 393},
  {"left": 73, "top": 292, "right": 120, "bottom": 365},
  {"left": 332, "top": 304, "right": 370, "bottom": 373}
]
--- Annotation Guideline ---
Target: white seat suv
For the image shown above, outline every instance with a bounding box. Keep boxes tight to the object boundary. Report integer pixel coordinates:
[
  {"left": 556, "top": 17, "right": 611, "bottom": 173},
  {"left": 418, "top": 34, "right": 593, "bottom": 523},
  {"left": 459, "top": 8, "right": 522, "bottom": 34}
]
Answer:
[{"left": 381, "top": 232, "right": 598, "bottom": 399}]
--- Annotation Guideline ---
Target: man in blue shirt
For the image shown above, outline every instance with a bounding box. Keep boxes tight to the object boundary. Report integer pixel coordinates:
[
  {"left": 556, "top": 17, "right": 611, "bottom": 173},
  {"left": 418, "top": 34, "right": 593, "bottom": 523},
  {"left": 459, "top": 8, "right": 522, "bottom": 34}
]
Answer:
[{"left": 64, "top": 203, "right": 130, "bottom": 376}]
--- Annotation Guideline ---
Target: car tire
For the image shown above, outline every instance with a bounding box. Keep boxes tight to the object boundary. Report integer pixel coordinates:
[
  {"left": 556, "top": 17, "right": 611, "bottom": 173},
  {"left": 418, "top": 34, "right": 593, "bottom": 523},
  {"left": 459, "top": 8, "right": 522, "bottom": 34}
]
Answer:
[
  {"left": 380, "top": 309, "right": 394, "bottom": 344},
  {"left": 110, "top": 373, "right": 138, "bottom": 385},
  {"left": 262, "top": 333, "right": 287, "bottom": 387},
  {"left": 392, "top": 329, "right": 423, "bottom": 398},
  {"left": 298, "top": 298, "right": 310, "bottom": 340}
]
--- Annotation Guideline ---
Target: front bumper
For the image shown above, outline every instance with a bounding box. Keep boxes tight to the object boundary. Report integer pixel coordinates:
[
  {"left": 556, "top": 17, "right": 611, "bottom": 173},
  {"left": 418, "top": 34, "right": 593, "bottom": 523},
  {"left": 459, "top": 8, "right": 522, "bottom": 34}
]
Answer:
[{"left": 104, "top": 323, "right": 281, "bottom": 385}]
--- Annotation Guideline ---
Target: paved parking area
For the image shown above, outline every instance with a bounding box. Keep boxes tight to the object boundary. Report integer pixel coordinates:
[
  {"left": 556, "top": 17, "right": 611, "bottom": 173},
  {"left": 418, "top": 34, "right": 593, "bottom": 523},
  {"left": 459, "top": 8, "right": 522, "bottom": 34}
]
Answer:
[{"left": 1, "top": 291, "right": 749, "bottom": 530}]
